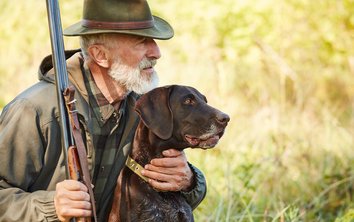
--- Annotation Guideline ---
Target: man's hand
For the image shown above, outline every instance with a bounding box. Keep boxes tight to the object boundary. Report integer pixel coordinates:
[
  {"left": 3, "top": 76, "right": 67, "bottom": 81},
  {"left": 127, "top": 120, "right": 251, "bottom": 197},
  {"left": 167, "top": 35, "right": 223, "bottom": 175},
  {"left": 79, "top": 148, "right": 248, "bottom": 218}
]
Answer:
[
  {"left": 54, "top": 180, "right": 92, "bottom": 222},
  {"left": 141, "top": 149, "right": 195, "bottom": 192}
]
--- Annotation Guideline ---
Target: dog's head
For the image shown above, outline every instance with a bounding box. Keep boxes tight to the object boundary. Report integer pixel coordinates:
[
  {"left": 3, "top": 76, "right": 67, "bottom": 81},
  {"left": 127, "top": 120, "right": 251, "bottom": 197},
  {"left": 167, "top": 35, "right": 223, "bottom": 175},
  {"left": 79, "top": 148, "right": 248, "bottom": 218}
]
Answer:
[{"left": 135, "top": 85, "right": 230, "bottom": 149}]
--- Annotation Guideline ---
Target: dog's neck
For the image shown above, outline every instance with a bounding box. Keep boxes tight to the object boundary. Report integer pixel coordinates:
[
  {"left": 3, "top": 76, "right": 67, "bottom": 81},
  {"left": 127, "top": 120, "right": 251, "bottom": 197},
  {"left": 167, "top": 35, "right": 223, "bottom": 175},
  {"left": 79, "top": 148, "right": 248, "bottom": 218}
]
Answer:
[
  {"left": 130, "top": 121, "right": 182, "bottom": 166},
  {"left": 130, "top": 121, "right": 163, "bottom": 166}
]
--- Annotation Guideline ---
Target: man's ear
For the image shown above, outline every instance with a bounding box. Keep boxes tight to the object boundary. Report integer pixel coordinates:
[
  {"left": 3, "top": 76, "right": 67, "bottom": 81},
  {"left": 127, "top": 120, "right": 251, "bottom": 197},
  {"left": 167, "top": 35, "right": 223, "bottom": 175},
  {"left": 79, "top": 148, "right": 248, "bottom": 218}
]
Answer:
[{"left": 87, "top": 45, "right": 109, "bottom": 68}]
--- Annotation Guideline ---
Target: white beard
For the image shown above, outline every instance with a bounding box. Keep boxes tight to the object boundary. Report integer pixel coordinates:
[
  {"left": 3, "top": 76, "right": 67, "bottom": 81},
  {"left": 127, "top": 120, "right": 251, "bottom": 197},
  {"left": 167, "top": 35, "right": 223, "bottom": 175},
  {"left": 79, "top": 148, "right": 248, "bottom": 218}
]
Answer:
[{"left": 108, "top": 57, "right": 159, "bottom": 95}]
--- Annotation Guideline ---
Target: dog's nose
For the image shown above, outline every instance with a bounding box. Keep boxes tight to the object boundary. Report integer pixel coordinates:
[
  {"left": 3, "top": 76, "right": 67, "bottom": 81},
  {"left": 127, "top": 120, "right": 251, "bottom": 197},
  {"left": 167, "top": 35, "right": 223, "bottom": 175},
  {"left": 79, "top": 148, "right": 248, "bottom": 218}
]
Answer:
[{"left": 216, "top": 112, "right": 230, "bottom": 125}]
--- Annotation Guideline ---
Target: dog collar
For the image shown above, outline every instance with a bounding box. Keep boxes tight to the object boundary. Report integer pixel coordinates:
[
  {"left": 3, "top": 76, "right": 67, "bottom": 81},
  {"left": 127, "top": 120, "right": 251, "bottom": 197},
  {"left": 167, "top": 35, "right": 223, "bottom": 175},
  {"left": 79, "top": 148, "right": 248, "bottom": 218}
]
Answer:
[{"left": 125, "top": 156, "right": 149, "bottom": 182}]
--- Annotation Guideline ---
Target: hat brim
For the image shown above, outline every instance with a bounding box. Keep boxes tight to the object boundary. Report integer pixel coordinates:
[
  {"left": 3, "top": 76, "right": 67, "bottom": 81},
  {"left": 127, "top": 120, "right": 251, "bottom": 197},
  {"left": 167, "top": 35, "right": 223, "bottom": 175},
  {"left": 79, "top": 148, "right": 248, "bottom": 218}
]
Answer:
[{"left": 63, "top": 16, "right": 173, "bottom": 40}]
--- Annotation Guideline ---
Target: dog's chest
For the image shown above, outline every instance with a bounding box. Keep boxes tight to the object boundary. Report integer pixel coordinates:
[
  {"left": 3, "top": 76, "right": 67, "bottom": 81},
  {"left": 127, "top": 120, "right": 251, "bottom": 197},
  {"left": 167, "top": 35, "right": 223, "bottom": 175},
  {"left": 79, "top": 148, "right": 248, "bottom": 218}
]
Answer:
[
  {"left": 133, "top": 189, "right": 194, "bottom": 222},
  {"left": 111, "top": 169, "right": 194, "bottom": 222}
]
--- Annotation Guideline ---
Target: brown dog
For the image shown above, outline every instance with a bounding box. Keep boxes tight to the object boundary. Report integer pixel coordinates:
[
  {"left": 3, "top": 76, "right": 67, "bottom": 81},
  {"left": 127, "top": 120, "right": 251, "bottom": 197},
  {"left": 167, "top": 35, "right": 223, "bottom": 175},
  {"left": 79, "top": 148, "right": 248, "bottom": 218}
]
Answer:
[{"left": 108, "top": 85, "right": 230, "bottom": 222}]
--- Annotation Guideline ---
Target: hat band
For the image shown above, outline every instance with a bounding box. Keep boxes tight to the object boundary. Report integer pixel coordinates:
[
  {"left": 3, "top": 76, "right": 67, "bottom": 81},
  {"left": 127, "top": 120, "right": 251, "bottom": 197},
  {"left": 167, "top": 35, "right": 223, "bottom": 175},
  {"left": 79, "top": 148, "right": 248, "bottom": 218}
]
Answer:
[{"left": 82, "top": 19, "right": 154, "bottom": 30}]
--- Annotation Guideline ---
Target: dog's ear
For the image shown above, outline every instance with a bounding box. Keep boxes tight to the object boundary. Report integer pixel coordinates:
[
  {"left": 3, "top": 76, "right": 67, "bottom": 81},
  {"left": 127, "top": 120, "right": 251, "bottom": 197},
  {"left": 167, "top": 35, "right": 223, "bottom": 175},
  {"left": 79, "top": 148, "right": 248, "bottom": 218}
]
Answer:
[{"left": 135, "top": 86, "right": 173, "bottom": 140}]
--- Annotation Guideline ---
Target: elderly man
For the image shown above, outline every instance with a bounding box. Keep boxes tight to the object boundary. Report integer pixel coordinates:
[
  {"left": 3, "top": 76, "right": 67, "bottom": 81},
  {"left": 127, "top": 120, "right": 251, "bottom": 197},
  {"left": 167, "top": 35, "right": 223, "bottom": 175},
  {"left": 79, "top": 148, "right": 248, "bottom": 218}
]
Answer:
[{"left": 0, "top": 0, "right": 206, "bottom": 221}]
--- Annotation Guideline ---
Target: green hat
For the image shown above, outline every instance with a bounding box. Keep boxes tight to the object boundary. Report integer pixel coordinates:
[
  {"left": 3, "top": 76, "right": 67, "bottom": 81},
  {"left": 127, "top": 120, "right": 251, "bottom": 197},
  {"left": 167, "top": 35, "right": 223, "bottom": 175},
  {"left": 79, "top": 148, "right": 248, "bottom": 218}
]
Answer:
[{"left": 63, "top": 0, "right": 174, "bottom": 40}]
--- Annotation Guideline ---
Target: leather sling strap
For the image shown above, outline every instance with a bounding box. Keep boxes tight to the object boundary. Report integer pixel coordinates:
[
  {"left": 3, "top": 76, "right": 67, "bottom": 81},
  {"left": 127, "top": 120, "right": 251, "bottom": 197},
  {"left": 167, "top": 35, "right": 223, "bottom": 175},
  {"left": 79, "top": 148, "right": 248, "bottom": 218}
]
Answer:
[{"left": 64, "top": 86, "right": 98, "bottom": 222}]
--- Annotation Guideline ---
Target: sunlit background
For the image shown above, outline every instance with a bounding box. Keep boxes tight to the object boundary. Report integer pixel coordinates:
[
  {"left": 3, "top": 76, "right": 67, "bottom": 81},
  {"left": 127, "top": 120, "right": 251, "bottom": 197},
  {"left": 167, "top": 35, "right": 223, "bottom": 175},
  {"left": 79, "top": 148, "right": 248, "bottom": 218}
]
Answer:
[{"left": 1, "top": 0, "right": 354, "bottom": 221}]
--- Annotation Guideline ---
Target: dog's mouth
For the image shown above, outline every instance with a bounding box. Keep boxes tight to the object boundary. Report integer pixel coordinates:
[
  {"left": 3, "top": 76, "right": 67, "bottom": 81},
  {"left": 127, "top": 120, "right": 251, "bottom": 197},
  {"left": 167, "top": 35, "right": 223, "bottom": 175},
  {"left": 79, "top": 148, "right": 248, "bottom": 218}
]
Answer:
[{"left": 184, "top": 130, "right": 225, "bottom": 149}]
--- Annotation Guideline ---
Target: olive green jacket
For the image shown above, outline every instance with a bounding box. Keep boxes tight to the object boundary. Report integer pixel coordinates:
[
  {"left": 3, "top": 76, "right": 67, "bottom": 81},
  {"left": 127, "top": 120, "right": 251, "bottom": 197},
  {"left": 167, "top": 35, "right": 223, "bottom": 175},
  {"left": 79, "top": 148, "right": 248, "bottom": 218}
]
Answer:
[{"left": 0, "top": 50, "right": 207, "bottom": 221}]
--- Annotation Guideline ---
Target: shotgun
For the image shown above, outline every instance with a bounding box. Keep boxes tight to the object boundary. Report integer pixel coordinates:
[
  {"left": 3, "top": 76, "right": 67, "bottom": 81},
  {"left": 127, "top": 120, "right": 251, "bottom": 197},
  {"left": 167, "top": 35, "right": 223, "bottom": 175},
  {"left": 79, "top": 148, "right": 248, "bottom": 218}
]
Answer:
[{"left": 45, "top": 1, "right": 97, "bottom": 221}]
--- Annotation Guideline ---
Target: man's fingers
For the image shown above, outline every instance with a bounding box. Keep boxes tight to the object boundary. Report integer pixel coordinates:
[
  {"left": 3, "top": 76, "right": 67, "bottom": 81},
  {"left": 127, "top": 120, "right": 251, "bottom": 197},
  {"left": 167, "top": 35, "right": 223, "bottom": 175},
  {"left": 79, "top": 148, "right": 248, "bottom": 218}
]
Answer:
[
  {"left": 56, "top": 190, "right": 91, "bottom": 202},
  {"left": 149, "top": 155, "right": 188, "bottom": 168},
  {"left": 59, "top": 180, "right": 88, "bottom": 192},
  {"left": 142, "top": 168, "right": 175, "bottom": 181},
  {"left": 149, "top": 157, "right": 177, "bottom": 167},
  {"left": 147, "top": 179, "right": 183, "bottom": 192},
  {"left": 162, "top": 149, "right": 183, "bottom": 157},
  {"left": 142, "top": 168, "right": 191, "bottom": 192},
  {"left": 56, "top": 198, "right": 92, "bottom": 210},
  {"left": 144, "top": 163, "right": 179, "bottom": 174},
  {"left": 54, "top": 180, "right": 92, "bottom": 221},
  {"left": 68, "top": 200, "right": 92, "bottom": 210},
  {"left": 56, "top": 208, "right": 92, "bottom": 218},
  {"left": 150, "top": 149, "right": 186, "bottom": 167}
]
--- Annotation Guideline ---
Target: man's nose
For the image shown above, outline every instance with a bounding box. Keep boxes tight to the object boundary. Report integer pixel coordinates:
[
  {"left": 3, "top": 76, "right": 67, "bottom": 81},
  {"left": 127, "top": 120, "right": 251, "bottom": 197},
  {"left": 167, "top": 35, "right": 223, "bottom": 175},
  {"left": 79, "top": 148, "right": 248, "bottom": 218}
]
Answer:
[{"left": 146, "top": 39, "right": 161, "bottom": 60}]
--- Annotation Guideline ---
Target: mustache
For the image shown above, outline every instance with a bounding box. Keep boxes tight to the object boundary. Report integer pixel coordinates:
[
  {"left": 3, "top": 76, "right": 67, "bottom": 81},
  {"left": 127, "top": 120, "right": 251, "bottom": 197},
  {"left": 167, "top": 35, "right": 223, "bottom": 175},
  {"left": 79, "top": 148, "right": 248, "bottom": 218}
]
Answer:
[{"left": 139, "top": 58, "right": 157, "bottom": 70}]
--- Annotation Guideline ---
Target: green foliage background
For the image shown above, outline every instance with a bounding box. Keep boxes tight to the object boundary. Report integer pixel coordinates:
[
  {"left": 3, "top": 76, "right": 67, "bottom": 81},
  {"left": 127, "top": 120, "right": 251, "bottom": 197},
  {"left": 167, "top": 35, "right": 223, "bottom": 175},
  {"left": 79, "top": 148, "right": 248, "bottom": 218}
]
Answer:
[{"left": 1, "top": 0, "right": 354, "bottom": 221}]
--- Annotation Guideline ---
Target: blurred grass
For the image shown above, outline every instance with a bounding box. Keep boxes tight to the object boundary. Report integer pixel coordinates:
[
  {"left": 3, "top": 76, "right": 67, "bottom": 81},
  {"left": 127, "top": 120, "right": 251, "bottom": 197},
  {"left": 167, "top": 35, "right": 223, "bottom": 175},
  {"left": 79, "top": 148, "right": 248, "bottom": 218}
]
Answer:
[{"left": 1, "top": 0, "right": 354, "bottom": 221}]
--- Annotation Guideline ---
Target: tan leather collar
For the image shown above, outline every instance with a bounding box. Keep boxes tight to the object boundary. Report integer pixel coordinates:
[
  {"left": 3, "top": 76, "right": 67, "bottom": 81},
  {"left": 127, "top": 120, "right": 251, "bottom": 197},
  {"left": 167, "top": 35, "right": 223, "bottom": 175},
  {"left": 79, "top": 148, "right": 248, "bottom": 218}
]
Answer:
[{"left": 125, "top": 156, "right": 149, "bottom": 182}]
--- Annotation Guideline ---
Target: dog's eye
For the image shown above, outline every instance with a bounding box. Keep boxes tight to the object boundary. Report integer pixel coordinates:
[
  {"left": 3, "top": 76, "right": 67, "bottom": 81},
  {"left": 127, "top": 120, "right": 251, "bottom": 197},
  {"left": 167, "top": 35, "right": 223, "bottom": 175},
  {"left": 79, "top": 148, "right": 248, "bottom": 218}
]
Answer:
[{"left": 184, "top": 98, "right": 195, "bottom": 105}]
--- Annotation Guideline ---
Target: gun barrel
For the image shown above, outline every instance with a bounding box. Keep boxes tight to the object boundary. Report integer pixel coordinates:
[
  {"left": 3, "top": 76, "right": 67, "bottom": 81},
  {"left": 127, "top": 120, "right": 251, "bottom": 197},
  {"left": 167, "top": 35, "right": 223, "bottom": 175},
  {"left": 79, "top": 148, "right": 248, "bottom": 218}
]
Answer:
[{"left": 45, "top": 0, "right": 74, "bottom": 179}]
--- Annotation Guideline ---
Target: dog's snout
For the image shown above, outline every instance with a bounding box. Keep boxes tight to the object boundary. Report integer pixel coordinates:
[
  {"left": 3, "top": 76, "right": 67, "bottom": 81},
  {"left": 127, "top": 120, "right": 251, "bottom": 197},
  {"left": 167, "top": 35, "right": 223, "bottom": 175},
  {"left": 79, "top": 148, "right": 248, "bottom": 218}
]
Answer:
[{"left": 216, "top": 112, "right": 230, "bottom": 125}]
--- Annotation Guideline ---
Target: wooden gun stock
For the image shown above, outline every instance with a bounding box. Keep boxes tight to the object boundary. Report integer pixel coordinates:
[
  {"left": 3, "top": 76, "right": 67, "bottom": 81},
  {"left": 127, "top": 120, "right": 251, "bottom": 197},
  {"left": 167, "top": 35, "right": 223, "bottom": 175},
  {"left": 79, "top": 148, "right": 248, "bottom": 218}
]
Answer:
[
  {"left": 68, "top": 146, "right": 83, "bottom": 182},
  {"left": 68, "top": 146, "right": 90, "bottom": 222}
]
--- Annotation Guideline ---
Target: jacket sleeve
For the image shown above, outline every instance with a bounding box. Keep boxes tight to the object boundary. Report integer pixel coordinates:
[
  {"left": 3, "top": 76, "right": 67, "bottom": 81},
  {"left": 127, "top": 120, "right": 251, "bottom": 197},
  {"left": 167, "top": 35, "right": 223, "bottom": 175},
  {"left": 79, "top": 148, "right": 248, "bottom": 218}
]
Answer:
[
  {"left": 181, "top": 163, "right": 207, "bottom": 210},
  {"left": 0, "top": 99, "right": 59, "bottom": 221}
]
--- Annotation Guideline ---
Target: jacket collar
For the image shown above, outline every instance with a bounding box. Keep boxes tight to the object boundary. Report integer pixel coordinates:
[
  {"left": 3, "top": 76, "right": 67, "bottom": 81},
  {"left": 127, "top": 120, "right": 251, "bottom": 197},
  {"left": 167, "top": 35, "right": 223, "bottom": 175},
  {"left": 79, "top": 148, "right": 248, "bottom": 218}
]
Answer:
[
  {"left": 38, "top": 49, "right": 125, "bottom": 126},
  {"left": 38, "top": 49, "right": 88, "bottom": 102}
]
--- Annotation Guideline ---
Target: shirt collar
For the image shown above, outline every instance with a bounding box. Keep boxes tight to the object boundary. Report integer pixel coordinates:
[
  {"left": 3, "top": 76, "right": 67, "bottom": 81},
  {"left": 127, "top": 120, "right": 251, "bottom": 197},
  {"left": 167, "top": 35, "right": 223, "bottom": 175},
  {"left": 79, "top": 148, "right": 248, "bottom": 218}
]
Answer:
[{"left": 80, "top": 60, "right": 126, "bottom": 126}]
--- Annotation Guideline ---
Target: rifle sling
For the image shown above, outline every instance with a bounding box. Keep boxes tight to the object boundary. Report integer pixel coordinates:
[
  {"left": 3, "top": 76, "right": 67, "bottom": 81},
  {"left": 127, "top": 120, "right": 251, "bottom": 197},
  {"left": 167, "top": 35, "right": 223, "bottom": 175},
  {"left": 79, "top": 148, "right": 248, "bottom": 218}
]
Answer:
[{"left": 64, "top": 86, "right": 98, "bottom": 222}]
